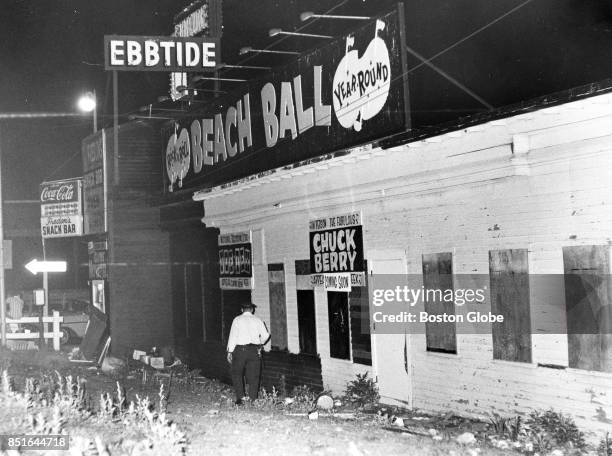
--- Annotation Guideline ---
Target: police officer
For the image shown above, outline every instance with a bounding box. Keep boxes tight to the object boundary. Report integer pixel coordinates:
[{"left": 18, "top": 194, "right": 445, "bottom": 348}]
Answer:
[{"left": 226, "top": 302, "right": 270, "bottom": 405}]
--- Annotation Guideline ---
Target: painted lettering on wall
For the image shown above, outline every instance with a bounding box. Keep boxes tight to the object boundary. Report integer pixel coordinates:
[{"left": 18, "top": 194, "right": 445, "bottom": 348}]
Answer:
[
  {"left": 163, "top": 9, "right": 408, "bottom": 191},
  {"left": 332, "top": 20, "right": 391, "bottom": 132}
]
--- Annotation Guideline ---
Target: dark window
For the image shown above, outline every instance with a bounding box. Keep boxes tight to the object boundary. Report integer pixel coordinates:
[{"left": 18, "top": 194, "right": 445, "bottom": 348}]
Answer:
[
  {"left": 563, "top": 245, "right": 612, "bottom": 372},
  {"left": 203, "top": 229, "right": 222, "bottom": 342},
  {"left": 169, "top": 228, "right": 220, "bottom": 342},
  {"left": 489, "top": 249, "right": 532, "bottom": 363},
  {"left": 297, "top": 290, "right": 317, "bottom": 355},
  {"left": 222, "top": 290, "right": 251, "bottom": 344},
  {"left": 171, "top": 264, "right": 186, "bottom": 337},
  {"left": 328, "top": 291, "right": 350, "bottom": 360},
  {"left": 349, "top": 273, "right": 372, "bottom": 365},
  {"left": 185, "top": 264, "right": 203, "bottom": 340},
  {"left": 268, "top": 263, "right": 288, "bottom": 350},
  {"left": 422, "top": 252, "right": 456, "bottom": 353}
]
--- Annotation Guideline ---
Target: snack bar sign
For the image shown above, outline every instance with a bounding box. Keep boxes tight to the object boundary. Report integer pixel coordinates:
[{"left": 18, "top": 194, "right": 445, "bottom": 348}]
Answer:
[
  {"left": 309, "top": 211, "right": 365, "bottom": 292},
  {"left": 219, "top": 231, "right": 253, "bottom": 290},
  {"left": 40, "top": 178, "right": 83, "bottom": 238}
]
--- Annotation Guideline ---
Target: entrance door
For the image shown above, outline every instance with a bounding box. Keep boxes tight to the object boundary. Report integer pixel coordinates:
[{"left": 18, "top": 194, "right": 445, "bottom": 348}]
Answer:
[{"left": 368, "top": 250, "right": 413, "bottom": 409}]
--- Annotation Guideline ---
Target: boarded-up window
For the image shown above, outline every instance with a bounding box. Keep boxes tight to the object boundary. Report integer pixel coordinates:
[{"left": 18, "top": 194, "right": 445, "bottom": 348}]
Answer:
[
  {"left": 489, "top": 249, "right": 532, "bottom": 363},
  {"left": 349, "top": 262, "right": 371, "bottom": 365},
  {"left": 297, "top": 290, "right": 317, "bottom": 355},
  {"left": 422, "top": 252, "right": 456, "bottom": 353},
  {"left": 268, "top": 263, "right": 288, "bottom": 350},
  {"left": 563, "top": 245, "right": 612, "bottom": 372},
  {"left": 328, "top": 291, "right": 350, "bottom": 360}
]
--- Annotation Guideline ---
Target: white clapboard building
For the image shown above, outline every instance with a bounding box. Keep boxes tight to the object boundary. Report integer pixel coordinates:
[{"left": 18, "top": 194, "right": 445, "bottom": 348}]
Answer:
[{"left": 193, "top": 85, "right": 612, "bottom": 440}]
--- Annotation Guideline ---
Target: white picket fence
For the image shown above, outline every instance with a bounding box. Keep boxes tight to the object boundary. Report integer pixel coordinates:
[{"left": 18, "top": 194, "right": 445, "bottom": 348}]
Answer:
[{"left": 6, "top": 311, "right": 64, "bottom": 351}]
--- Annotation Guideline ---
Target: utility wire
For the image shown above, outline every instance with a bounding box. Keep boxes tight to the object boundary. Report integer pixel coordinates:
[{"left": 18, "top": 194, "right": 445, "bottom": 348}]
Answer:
[
  {"left": 404, "top": 43, "right": 494, "bottom": 110},
  {"left": 407, "top": 0, "right": 535, "bottom": 75}
]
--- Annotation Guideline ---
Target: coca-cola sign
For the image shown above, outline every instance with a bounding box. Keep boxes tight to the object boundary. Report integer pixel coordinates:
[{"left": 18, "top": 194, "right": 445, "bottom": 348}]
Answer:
[
  {"left": 40, "top": 181, "right": 78, "bottom": 203},
  {"left": 40, "top": 178, "right": 83, "bottom": 237}
]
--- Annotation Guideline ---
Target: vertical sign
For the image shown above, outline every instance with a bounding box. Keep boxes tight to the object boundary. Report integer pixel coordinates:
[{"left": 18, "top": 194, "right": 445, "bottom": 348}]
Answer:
[
  {"left": 2, "top": 240, "right": 11, "bottom": 269},
  {"left": 88, "top": 241, "right": 108, "bottom": 280},
  {"left": 169, "top": 0, "right": 223, "bottom": 100},
  {"left": 309, "top": 211, "right": 365, "bottom": 291},
  {"left": 40, "top": 178, "right": 83, "bottom": 238},
  {"left": 82, "top": 130, "right": 107, "bottom": 234},
  {"left": 219, "top": 231, "right": 253, "bottom": 289}
]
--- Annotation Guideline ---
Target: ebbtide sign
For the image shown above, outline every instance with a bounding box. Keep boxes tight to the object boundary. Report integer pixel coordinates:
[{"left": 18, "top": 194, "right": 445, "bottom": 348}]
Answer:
[
  {"left": 219, "top": 231, "right": 253, "bottom": 290},
  {"left": 104, "top": 35, "right": 219, "bottom": 72},
  {"left": 40, "top": 178, "right": 83, "bottom": 238},
  {"left": 163, "top": 6, "right": 409, "bottom": 192},
  {"left": 309, "top": 211, "right": 365, "bottom": 292}
]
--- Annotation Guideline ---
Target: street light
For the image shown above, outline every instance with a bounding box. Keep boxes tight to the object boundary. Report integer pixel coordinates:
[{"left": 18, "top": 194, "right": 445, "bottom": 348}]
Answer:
[
  {"left": 269, "top": 28, "right": 333, "bottom": 39},
  {"left": 77, "top": 91, "right": 97, "bottom": 133}
]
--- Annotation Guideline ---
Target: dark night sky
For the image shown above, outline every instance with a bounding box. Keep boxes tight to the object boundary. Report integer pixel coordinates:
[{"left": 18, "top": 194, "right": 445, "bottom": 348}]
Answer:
[{"left": 1, "top": 0, "right": 612, "bottom": 199}]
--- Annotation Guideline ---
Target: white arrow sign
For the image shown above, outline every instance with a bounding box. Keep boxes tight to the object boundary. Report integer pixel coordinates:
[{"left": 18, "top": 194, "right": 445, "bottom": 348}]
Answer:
[{"left": 25, "top": 259, "right": 67, "bottom": 275}]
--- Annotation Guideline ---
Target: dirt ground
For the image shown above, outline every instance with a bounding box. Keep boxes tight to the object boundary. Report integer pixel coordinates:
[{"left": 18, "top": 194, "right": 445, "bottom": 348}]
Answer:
[{"left": 0, "top": 347, "right": 518, "bottom": 456}]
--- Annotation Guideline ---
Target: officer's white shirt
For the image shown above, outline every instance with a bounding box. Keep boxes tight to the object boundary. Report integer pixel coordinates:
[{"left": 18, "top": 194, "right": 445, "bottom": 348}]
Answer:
[{"left": 226, "top": 311, "right": 270, "bottom": 353}]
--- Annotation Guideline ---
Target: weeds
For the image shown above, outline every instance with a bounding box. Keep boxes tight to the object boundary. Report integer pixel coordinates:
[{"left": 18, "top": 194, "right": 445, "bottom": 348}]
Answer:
[
  {"left": 489, "top": 413, "right": 510, "bottom": 435},
  {"left": 487, "top": 409, "right": 587, "bottom": 455},
  {"left": 252, "top": 386, "right": 284, "bottom": 410},
  {"left": 489, "top": 413, "right": 523, "bottom": 441},
  {"left": 287, "top": 384, "right": 318, "bottom": 412},
  {"left": 599, "top": 432, "right": 612, "bottom": 456},
  {"left": 0, "top": 370, "right": 187, "bottom": 455}
]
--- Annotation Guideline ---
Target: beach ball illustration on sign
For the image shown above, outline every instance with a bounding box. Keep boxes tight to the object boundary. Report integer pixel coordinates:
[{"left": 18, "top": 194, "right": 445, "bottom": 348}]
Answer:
[
  {"left": 166, "top": 127, "right": 191, "bottom": 192},
  {"left": 332, "top": 19, "right": 391, "bottom": 132}
]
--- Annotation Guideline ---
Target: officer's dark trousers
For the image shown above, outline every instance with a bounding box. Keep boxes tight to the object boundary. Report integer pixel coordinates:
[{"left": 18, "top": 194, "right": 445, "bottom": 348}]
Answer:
[{"left": 231, "top": 344, "right": 261, "bottom": 400}]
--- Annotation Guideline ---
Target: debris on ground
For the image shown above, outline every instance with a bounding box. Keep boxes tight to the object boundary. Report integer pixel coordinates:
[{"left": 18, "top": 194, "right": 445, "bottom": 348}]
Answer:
[
  {"left": 100, "top": 355, "right": 126, "bottom": 374},
  {"left": 456, "top": 432, "right": 477, "bottom": 445},
  {"left": 316, "top": 394, "right": 334, "bottom": 410}
]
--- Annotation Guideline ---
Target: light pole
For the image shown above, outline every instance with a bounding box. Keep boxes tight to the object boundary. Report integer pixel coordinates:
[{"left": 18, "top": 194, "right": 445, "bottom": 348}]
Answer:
[{"left": 78, "top": 90, "right": 97, "bottom": 133}]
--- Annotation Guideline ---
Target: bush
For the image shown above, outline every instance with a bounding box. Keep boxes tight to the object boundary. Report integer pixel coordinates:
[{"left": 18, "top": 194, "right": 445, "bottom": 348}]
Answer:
[
  {"left": 344, "top": 372, "right": 379, "bottom": 408},
  {"left": 525, "top": 409, "right": 586, "bottom": 453}
]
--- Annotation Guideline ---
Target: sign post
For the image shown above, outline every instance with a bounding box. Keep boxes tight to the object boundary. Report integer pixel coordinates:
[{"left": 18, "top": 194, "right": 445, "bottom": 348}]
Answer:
[
  {"left": 0, "top": 125, "right": 5, "bottom": 348},
  {"left": 25, "top": 258, "right": 67, "bottom": 345}
]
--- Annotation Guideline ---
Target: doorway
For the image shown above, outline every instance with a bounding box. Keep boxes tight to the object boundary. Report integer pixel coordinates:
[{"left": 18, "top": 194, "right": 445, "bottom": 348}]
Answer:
[{"left": 368, "top": 250, "right": 413, "bottom": 408}]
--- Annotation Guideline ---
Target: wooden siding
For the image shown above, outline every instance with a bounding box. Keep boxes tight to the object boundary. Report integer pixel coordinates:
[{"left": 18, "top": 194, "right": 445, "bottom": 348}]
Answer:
[{"left": 201, "top": 92, "right": 612, "bottom": 440}]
